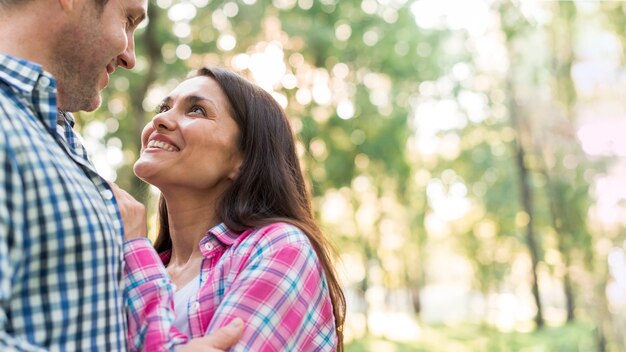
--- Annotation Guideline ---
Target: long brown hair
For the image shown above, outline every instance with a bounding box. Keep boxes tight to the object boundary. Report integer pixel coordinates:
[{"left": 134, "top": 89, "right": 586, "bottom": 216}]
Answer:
[{"left": 153, "top": 67, "right": 345, "bottom": 350}]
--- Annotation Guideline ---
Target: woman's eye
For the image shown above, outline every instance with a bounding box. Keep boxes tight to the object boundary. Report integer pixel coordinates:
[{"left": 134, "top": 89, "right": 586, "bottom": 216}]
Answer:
[
  {"left": 157, "top": 104, "right": 169, "bottom": 113},
  {"left": 190, "top": 106, "right": 206, "bottom": 115}
]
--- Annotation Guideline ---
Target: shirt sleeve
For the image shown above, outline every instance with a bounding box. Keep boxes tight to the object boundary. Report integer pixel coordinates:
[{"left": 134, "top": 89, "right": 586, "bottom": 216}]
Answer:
[
  {"left": 0, "top": 133, "right": 47, "bottom": 352},
  {"left": 123, "top": 238, "right": 187, "bottom": 352},
  {"left": 206, "top": 226, "right": 334, "bottom": 351}
]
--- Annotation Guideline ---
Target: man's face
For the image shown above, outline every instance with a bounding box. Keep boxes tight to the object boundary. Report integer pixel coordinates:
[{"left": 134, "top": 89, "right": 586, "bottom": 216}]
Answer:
[{"left": 53, "top": 0, "right": 147, "bottom": 112}]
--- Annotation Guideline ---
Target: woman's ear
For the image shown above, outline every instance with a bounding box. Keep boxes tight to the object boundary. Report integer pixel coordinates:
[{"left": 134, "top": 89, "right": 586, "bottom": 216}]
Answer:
[{"left": 227, "top": 155, "right": 243, "bottom": 181}]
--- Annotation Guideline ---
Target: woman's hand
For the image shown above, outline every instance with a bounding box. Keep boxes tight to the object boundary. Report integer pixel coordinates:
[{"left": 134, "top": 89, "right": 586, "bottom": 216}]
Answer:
[
  {"left": 108, "top": 182, "right": 147, "bottom": 240},
  {"left": 178, "top": 318, "right": 244, "bottom": 352}
]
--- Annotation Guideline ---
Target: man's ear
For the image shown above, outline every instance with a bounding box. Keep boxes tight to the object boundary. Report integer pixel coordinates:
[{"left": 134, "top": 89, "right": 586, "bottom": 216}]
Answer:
[{"left": 57, "top": 0, "right": 75, "bottom": 12}]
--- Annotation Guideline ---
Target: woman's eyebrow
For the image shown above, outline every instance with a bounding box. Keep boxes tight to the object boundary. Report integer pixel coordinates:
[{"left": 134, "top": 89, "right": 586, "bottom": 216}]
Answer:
[
  {"left": 159, "top": 97, "right": 172, "bottom": 106},
  {"left": 185, "top": 95, "right": 218, "bottom": 111}
]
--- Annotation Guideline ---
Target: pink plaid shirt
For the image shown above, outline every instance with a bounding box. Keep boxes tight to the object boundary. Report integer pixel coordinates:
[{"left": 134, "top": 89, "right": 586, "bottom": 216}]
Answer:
[{"left": 123, "top": 222, "right": 337, "bottom": 351}]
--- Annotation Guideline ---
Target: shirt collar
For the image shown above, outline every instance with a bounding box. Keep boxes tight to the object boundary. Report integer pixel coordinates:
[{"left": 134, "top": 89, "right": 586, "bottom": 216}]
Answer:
[
  {"left": 0, "top": 53, "right": 57, "bottom": 94},
  {"left": 58, "top": 110, "right": 76, "bottom": 128},
  {"left": 198, "top": 223, "right": 242, "bottom": 257},
  {"left": 159, "top": 223, "right": 245, "bottom": 263}
]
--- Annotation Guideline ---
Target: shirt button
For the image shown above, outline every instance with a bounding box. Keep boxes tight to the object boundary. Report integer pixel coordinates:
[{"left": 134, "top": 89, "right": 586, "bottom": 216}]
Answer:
[
  {"left": 204, "top": 243, "right": 214, "bottom": 251},
  {"left": 101, "top": 189, "right": 114, "bottom": 200},
  {"left": 191, "top": 301, "right": 200, "bottom": 311},
  {"left": 39, "top": 76, "right": 50, "bottom": 87}
]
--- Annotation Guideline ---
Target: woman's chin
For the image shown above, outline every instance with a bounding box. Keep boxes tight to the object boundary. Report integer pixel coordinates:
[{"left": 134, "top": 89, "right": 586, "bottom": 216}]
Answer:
[{"left": 133, "top": 162, "right": 157, "bottom": 184}]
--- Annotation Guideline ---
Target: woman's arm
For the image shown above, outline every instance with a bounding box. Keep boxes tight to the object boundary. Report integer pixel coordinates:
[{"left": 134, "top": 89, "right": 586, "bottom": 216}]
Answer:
[
  {"left": 123, "top": 238, "right": 243, "bottom": 352},
  {"left": 123, "top": 238, "right": 185, "bottom": 352},
  {"left": 205, "top": 225, "right": 336, "bottom": 352}
]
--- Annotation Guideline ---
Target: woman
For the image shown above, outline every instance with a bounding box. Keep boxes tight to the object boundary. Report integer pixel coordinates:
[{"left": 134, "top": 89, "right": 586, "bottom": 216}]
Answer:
[{"left": 123, "top": 67, "right": 345, "bottom": 351}]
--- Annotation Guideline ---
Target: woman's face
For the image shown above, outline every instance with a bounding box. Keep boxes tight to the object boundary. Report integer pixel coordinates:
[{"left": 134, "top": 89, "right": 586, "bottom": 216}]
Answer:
[{"left": 134, "top": 76, "right": 242, "bottom": 194}]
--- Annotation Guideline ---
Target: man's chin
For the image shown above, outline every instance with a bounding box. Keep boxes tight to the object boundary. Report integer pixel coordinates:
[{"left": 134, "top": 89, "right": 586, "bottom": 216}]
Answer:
[
  {"left": 58, "top": 92, "right": 102, "bottom": 113},
  {"left": 85, "top": 96, "right": 103, "bottom": 112}
]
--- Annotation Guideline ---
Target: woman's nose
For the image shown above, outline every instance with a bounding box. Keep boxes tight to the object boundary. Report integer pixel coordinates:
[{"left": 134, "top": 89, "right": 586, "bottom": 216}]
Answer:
[{"left": 152, "top": 111, "right": 176, "bottom": 131}]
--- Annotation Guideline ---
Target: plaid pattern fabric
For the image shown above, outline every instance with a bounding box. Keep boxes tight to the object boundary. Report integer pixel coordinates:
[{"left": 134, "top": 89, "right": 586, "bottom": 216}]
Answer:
[
  {"left": 57, "top": 111, "right": 90, "bottom": 162},
  {"left": 0, "top": 53, "right": 127, "bottom": 351},
  {"left": 124, "top": 222, "right": 337, "bottom": 352}
]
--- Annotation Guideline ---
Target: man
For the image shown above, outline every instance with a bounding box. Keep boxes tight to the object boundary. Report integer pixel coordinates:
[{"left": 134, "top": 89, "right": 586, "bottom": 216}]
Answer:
[{"left": 0, "top": 0, "right": 242, "bottom": 350}]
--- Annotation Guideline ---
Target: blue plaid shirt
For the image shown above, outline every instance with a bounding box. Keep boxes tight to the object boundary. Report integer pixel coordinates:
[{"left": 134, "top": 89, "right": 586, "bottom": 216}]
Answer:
[{"left": 0, "top": 54, "right": 127, "bottom": 351}]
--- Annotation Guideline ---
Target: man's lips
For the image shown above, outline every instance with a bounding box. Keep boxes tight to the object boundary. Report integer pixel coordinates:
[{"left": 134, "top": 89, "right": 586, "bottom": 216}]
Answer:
[
  {"left": 102, "top": 72, "right": 110, "bottom": 88},
  {"left": 101, "top": 64, "right": 116, "bottom": 88}
]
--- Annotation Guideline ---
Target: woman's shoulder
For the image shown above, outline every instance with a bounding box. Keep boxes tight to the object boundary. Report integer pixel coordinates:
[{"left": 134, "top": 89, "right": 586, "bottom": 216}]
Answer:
[
  {"left": 233, "top": 222, "right": 310, "bottom": 253},
  {"left": 249, "top": 221, "right": 307, "bottom": 244},
  {"left": 225, "top": 222, "right": 323, "bottom": 280}
]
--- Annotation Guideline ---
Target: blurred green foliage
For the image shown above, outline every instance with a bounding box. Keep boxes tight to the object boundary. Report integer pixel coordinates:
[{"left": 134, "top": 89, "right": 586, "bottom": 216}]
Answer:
[
  {"left": 347, "top": 321, "right": 596, "bottom": 352},
  {"left": 76, "top": 0, "right": 626, "bottom": 350}
]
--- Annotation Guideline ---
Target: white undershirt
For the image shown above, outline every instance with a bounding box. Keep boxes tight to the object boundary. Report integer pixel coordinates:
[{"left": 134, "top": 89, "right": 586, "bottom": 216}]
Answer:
[{"left": 173, "top": 275, "right": 201, "bottom": 337}]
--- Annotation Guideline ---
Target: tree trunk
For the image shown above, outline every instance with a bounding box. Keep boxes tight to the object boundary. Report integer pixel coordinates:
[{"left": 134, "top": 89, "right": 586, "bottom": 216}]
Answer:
[
  {"left": 507, "top": 71, "right": 545, "bottom": 329},
  {"left": 593, "top": 264, "right": 614, "bottom": 352},
  {"left": 554, "top": 1, "right": 577, "bottom": 323},
  {"left": 539, "top": 163, "right": 576, "bottom": 322},
  {"left": 405, "top": 191, "right": 428, "bottom": 318},
  {"left": 499, "top": 1, "right": 545, "bottom": 329},
  {"left": 562, "top": 262, "right": 575, "bottom": 322},
  {"left": 513, "top": 139, "right": 544, "bottom": 329}
]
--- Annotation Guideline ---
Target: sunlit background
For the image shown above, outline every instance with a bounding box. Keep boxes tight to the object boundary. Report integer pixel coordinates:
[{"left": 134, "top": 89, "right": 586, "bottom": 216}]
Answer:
[{"left": 76, "top": 0, "right": 626, "bottom": 350}]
